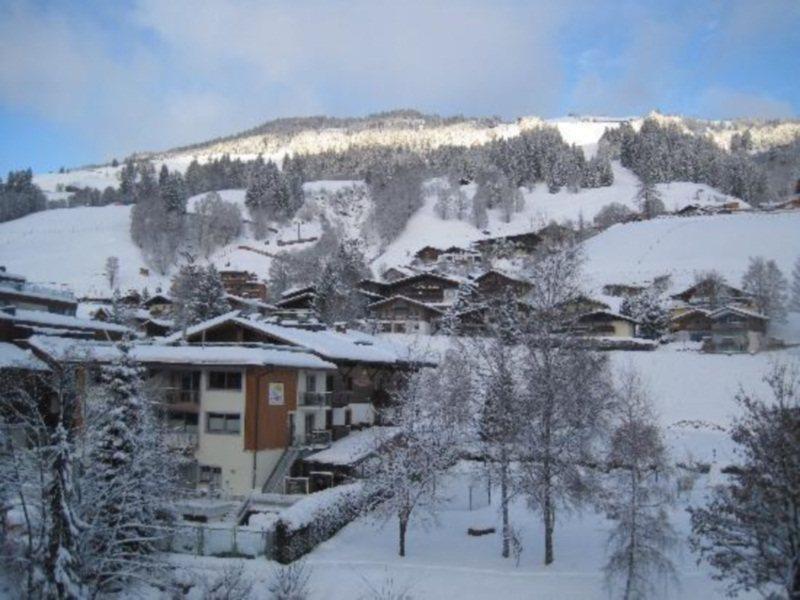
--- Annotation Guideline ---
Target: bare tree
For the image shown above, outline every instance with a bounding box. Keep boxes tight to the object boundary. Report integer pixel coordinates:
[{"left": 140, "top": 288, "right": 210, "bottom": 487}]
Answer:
[
  {"left": 518, "top": 241, "right": 614, "bottom": 565},
  {"left": 366, "top": 364, "right": 462, "bottom": 557},
  {"left": 603, "top": 369, "right": 677, "bottom": 599},
  {"left": 741, "top": 256, "right": 789, "bottom": 321},
  {"left": 791, "top": 257, "right": 800, "bottom": 313},
  {"left": 104, "top": 256, "right": 120, "bottom": 291}
]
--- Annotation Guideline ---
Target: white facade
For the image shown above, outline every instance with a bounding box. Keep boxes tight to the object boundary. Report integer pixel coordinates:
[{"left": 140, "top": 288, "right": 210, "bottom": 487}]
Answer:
[{"left": 192, "top": 368, "right": 280, "bottom": 495}]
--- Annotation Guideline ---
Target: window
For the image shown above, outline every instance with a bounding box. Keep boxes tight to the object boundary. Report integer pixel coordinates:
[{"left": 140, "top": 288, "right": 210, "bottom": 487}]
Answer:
[
  {"left": 206, "top": 412, "right": 241, "bottom": 434},
  {"left": 326, "top": 374, "right": 335, "bottom": 392},
  {"left": 306, "top": 374, "right": 317, "bottom": 393},
  {"left": 198, "top": 465, "right": 222, "bottom": 487},
  {"left": 208, "top": 371, "right": 242, "bottom": 390}
]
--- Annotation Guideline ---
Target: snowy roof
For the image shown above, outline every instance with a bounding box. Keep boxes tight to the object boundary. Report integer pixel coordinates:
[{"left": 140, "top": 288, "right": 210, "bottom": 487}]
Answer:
[
  {"left": 0, "top": 282, "right": 77, "bottom": 305},
  {"left": 0, "top": 342, "right": 49, "bottom": 371},
  {"left": 670, "top": 308, "right": 711, "bottom": 321},
  {"left": 26, "top": 336, "right": 336, "bottom": 369},
  {"left": 367, "top": 295, "right": 445, "bottom": 314},
  {"left": 225, "top": 293, "right": 276, "bottom": 311},
  {"left": 160, "top": 311, "right": 422, "bottom": 365},
  {"left": 304, "top": 426, "right": 400, "bottom": 466},
  {"left": 0, "top": 308, "right": 130, "bottom": 334},
  {"left": 708, "top": 306, "right": 769, "bottom": 321}
]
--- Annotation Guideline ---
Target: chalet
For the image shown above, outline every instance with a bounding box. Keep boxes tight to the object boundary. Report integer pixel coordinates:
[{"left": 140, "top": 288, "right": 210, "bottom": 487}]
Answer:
[
  {"left": 669, "top": 308, "right": 712, "bottom": 342},
  {"left": 142, "top": 293, "right": 173, "bottom": 317},
  {"left": 413, "top": 246, "right": 443, "bottom": 265},
  {"left": 0, "top": 268, "right": 77, "bottom": 315},
  {"left": 275, "top": 286, "right": 316, "bottom": 311},
  {"left": 473, "top": 231, "right": 542, "bottom": 257},
  {"left": 437, "top": 246, "right": 482, "bottom": 269},
  {"left": 380, "top": 266, "right": 416, "bottom": 282},
  {"left": 452, "top": 301, "right": 533, "bottom": 336},
  {"left": 573, "top": 310, "right": 638, "bottom": 338},
  {"left": 225, "top": 293, "right": 275, "bottom": 316},
  {"left": 474, "top": 270, "right": 531, "bottom": 299},
  {"left": 773, "top": 197, "right": 800, "bottom": 211},
  {"left": 537, "top": 222, "right": 575, "bottom": 244},
  {"left": 708, "top": 306, "right": 769, "bottom": 353},
  {"left": 0, "top": 305, "right": 129, "bottom": 341},
  {"left": 379, "top": 273, "right": 462, "bottom": 305},
  {"left": 670, "top": 280, "right": 753, "bottom": 313},
  {"left": 367, "top": 295, "right": 444, "bottom": 334},
  {"left": 558, "top": 295, "right": 611, "bottom": 318},
  {"left": 219, "top": 270, "right": 268, "bottom": 301}
]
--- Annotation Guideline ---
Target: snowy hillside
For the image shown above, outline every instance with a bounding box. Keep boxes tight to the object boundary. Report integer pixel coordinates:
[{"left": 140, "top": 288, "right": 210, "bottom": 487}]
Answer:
[
  {"left": 582, "top": 211, "right": 800, "bottom": 293},
  {"left": 0, "top": 205, "right": 171, "bottom": 296},
  {"left": 373, "top": 161, "right": 748, "bottom": 272}
]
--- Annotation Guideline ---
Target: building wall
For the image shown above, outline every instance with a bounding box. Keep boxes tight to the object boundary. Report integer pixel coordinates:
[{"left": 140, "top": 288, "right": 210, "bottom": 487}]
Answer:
[{"left": 195, "top": 368, "right": 264, "bottom": 494}]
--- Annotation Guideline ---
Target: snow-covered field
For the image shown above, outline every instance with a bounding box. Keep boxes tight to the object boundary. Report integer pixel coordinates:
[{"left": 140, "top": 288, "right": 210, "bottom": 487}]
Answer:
[{"left": 582, "top": 210, "right": 800, "bottom": 294}]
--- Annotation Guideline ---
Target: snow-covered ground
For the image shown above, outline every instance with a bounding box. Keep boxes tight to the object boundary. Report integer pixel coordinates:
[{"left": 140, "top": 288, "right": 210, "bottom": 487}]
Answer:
[
  {"left": 373, "top": 161, "right": 750, "bottom": 272},
  {"left": 582, "top": 211, "right": 800, "bottom": 294}
]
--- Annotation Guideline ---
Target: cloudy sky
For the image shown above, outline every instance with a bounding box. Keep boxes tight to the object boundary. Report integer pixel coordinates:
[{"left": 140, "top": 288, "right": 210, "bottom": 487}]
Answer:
[{"left": 1, "top": 0, "right": 798, "bottom": 174}]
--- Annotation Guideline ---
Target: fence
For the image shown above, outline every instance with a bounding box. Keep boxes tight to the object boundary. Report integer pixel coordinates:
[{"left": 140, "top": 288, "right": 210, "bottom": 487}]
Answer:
[{"left": 162, "top": 523, "right": 275, "bottom": 558}]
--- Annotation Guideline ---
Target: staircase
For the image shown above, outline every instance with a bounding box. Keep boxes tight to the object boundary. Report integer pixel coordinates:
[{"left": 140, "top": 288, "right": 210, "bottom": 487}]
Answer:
[{"left": 262, "top": 447, "right": 307, "bottom": 494}]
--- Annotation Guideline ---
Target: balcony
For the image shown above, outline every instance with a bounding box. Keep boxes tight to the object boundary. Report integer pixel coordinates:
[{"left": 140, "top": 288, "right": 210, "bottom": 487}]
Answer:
[
  {"left": 299, "top": 391, "right": 356, "bottom": 408},
  {"left": 163, "top": 430, "right": 199, "bottom": 450},
  {"left": 300, "top": 392, "right": 331, "bottom": 407},
  {"left": 161, "top": 388, "right": 201, "bottom": 413}
]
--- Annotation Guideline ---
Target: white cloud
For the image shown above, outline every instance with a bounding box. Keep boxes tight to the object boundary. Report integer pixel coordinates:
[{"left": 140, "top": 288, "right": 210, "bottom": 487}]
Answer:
[{"left": 693, "top": 88, "right": 795, "bottom": 120}]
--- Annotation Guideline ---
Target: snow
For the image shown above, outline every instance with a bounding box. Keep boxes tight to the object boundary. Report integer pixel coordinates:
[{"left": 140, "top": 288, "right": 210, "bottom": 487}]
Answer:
[
  {"left": 582, "top": 211, "right": 800, "bottom": 297},
  {"left": 0, "top": 307, "right": 130, "bottom": 334},
  {"left": 279, "top": 482, "right": 365, "bottom": 531},
  {"left": 26, "top": 335, "right": 337, "bottom": 370},
  {"left": 0, "top": 204, "right": 172, "bottom": 297},
  {"left": 161, "top": 312, "right": 416, "bottom": 365},
  {"left": 305, "top": 427, "right": 400, "bottom": 466},
  {"left": 373, "top": 161, "right": 748, "bottom": 273},
  {"left": 0, "top": 341, "right": 49, "bottom": 371},
  {"left": 186, "top": 189, "right": 247, "bottom": 214}
]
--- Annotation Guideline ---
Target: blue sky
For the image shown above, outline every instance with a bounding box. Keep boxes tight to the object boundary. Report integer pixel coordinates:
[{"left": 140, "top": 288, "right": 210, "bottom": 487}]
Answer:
[{"left": 0, "top": 0, "right": 798, "bottom": 174}]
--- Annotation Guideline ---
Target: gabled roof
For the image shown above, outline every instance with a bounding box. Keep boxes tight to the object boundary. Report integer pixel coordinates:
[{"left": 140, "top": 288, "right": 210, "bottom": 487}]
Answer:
[
  {"left": 670, "top": 308, "right": 711, "bottom": 322},
  {"left": 367, "top": 295, "right": 445, "bottom": 315},
  {"left": 383, "top": 271, "right": 464, "bottom": 289},
  {"left": 142, "top": 293, "right": 172, "bottom": 307},
  {"left": 474, "top": 269, "right": 530, "bottom": 285},
  {"left": 225, "top": 293, "right": 276, "bottom": 311},
  {"left": 159, "top": 311, "right": 416, "bottom": 365},
  {"left": 280, "top": 285, "right": 316, "bottom": 300},
  {"left": 709, "top": 306, "right": 769, "bottom": 321}
]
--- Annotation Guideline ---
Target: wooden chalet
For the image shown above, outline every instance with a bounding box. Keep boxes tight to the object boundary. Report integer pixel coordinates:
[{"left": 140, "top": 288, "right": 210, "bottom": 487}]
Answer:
[
  {"left": 474, "top": 270, "right": 531, "bottom": 298},
  {"left": 219, "top": 270, "right": 268, "bottom": 301},
  {"left": 473, "top": 231, "right": 542, "bottom": 257},
  {"left": 367, "top": 295, "right": 444, "bottom": 334},
  {"left": 573, "top": 310, "right": 638, "bottom": 338},
  {"left": 669, "top": 308, "right": 712, "bottom": 342},
  {"left": 378, "top": 273, "right": 462, "bottom": 305},
  {"left": 142, "top": 293, "right": 173, "bottom": 317},
  {"left": 414, "top": 246, "right": 443, "bottom": 265},
  {"left": 670, "top": 280, "right": 753, "bottom": 312},
  {"left": 275, "top": 286, "right": 317, "bottom": 311},
  {"left": 708, "top": 306, "right": 769, "bottom": 353}
]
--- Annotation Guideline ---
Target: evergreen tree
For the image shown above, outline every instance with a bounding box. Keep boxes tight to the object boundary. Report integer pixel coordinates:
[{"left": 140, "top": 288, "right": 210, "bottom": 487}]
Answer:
[
  {"left": 620, "top": 290, "right": 669, "bottom": 340},
  {"left": 635, "top": 179, "right": 665, "bottom": 219},
  {"left": 170, "top": 263, "right": 231, "bottom": 332},
  {"left": 314, "top": 238, "right": 368, "bottom": 324}
]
